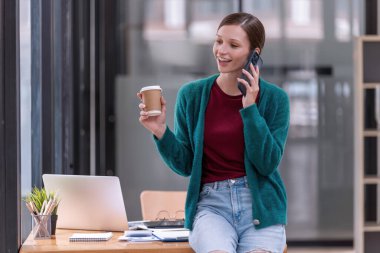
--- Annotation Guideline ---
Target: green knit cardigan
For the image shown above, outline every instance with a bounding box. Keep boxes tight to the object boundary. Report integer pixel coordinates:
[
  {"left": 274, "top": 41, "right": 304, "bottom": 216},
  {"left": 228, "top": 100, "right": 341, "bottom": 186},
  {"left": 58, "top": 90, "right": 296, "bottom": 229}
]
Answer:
[{"left": 154, "top": 74, "right": 290, "bottom": 230}]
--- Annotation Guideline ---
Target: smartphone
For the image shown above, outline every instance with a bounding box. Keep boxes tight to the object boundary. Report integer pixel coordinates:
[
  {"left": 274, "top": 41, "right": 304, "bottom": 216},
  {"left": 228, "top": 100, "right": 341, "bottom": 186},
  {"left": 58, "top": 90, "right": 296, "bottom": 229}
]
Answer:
[{"left": 237, "top": 51, "right": 263, "bottom": 96}]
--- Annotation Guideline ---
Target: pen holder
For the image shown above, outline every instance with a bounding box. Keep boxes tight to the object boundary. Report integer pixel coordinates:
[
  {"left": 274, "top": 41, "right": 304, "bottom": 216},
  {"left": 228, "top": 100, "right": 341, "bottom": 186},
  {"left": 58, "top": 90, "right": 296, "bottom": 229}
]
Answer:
[{"left": 32, "top": 214, "right": 51, "bottom": 239}]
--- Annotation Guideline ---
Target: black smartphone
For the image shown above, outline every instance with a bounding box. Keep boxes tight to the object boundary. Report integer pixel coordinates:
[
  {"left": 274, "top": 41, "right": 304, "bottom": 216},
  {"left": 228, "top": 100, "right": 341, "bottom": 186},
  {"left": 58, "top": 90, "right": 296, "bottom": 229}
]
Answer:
[{"left": 237, "top": 51, "right": 263, "bottom": 96}]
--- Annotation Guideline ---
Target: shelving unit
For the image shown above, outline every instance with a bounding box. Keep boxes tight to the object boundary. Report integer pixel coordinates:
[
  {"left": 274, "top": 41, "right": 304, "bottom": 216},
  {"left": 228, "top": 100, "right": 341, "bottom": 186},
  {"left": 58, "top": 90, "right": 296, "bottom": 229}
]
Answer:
[{"left": 354, "top": 36, "right": 380, "bottom": 253}]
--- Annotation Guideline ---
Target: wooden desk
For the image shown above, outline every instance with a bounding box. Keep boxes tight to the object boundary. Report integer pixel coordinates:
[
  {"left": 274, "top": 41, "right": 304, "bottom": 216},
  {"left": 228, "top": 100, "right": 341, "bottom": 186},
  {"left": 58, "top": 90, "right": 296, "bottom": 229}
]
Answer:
[{"left": 20, "top": 229, "right": 195, "bottom": 253}]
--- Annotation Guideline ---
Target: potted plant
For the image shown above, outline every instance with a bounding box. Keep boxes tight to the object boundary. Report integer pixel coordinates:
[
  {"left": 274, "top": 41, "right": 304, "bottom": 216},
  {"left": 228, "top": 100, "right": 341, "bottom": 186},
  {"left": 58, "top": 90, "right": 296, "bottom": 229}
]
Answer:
[{"left": 24, "top": 187, "right": 60, "bottom": 236}]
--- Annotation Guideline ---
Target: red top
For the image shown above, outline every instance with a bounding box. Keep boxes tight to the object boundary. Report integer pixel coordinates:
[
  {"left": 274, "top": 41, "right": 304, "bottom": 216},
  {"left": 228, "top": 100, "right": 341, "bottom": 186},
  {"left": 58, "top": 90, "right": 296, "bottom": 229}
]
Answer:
[{"left": 202, "top": 82, "right": 247, "bottom": 184}]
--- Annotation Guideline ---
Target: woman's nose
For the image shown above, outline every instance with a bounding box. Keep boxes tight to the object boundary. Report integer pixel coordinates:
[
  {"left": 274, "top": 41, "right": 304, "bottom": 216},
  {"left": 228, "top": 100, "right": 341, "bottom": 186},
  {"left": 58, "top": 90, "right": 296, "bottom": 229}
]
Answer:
[{"left": 217, "top": 44, "right": 228, "bottom": 55}]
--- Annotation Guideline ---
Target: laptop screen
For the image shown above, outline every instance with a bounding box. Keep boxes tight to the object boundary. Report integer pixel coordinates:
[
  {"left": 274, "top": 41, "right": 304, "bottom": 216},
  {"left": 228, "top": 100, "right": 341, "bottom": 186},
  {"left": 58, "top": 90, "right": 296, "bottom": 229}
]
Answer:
[{"left": 43, "top": 174, "right": 128, "bottom": 231}]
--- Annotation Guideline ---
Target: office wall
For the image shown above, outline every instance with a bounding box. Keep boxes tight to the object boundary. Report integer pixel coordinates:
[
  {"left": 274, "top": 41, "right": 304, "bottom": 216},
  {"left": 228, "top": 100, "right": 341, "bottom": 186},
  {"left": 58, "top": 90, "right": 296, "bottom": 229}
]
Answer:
[{"left": 115, "top": 76, "right": 191, "bottom": 221}]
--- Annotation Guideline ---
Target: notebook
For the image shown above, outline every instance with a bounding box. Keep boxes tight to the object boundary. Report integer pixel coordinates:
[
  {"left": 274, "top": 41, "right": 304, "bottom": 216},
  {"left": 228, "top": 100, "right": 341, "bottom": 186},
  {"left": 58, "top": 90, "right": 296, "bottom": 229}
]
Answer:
[
  {"left": 69, "top": 232, "right": 113, "bottom": 242},
  {"left": 43, "top": 174, "right": 129, "bottom": 231},
  {"left": 152, "top": 229, "right": 189, "bottom": 242},
  {"left": 118, "top": 230, "right": 159, "bottom": 242}
]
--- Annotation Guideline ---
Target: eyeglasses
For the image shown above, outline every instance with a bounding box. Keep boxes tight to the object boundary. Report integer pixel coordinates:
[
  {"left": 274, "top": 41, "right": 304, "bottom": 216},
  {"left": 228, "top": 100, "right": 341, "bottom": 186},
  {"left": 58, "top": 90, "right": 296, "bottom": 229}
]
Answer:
[
  {"left": 142, "top": 210, "right": 185, "bottom": 228},
  {"left": 155, "top": 210, "right": 185, "bottom": 221}
]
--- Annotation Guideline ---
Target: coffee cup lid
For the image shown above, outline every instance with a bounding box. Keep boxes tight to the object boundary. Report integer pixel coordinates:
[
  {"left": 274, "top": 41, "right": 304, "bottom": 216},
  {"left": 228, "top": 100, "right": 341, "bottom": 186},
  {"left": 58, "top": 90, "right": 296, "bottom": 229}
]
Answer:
[{"left": 140, "top": 85, "right": 162, "bottom": 92}]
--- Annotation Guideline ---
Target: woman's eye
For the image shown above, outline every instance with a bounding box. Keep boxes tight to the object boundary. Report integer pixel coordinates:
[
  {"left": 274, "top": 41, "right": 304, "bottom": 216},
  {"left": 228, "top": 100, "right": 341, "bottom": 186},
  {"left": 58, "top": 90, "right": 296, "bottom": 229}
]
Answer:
[
  {"left": 216, "top": 40, "right": 222, "bottom": 44},
  {"left": 231, "top": 44, "right": 238, "bottom": 48}
]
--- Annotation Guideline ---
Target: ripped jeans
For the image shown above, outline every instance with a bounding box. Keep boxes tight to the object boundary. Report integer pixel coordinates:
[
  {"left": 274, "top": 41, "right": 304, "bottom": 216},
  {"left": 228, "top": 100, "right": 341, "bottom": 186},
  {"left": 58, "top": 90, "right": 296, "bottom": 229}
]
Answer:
[{"left": 189, "top": 176, "right": 286, "bottom": 253}]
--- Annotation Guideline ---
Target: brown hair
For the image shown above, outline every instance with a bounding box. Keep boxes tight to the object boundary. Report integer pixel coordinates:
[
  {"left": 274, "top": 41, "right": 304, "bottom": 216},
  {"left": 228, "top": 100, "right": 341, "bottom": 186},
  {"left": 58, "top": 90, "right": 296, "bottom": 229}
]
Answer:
[{"left": 217, "top": 12, "right": 265, "bottom": 53}]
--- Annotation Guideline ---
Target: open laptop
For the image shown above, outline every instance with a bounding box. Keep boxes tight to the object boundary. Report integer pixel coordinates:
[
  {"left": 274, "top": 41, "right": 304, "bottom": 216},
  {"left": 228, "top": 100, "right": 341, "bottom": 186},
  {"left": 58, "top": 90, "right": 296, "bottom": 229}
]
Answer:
[{"left": 42, "top": 174, "right": 129, "bottom": 231}]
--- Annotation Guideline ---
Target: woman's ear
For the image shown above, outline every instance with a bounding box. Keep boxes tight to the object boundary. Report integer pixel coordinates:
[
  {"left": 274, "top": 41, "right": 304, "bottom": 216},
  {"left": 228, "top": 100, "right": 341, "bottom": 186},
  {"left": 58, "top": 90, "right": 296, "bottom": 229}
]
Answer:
[{"left": 254, "top": 47, "right": 261, "bottom": 55}]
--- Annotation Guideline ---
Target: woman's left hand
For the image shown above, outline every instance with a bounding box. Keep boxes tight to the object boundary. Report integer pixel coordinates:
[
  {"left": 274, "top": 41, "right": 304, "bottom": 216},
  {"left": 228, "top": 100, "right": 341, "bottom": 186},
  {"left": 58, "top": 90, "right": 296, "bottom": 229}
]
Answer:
[{"left": 237, "top": 63, "right": 260, "bottom": 108}]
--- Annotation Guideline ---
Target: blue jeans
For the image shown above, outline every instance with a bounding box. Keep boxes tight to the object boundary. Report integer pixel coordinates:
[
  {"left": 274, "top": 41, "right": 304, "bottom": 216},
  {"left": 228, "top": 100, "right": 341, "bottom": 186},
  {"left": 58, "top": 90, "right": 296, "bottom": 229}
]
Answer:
[{"left": 189, "top": 176, "right": 286, "bottom": 253}]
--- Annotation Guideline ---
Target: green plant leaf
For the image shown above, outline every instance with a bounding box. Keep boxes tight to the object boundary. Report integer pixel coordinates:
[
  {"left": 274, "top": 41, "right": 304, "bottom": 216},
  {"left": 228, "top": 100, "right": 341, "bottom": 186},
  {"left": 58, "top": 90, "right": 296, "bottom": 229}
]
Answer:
[{"left": 23, "top": 186, "right": 60, "bottom": 213}]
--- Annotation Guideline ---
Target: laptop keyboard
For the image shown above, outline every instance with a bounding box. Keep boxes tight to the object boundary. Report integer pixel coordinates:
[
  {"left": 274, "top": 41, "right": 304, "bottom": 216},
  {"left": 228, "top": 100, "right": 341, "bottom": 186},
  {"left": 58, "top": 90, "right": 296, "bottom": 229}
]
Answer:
[{"left": 143, "top": 220, "right": 185, "bottom": 228}]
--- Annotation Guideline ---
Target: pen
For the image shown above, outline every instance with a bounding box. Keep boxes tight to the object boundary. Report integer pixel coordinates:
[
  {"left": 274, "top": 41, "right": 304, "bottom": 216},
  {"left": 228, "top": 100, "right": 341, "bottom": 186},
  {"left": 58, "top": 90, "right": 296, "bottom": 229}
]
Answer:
[
  {"left": 25, "top": 202, "right": 35, "bottom": 215},
  {"left": 43, "top": 199, "right": 53, "bottom": 215},
  {"left": 40, "top": 200, "right": 47, "bottom": 215},
  {"left": 30, "top": 201, "right": 38, "bottom": 214},
  {"left": 176, "top": 237, "right": 188, "bottom": 240}
]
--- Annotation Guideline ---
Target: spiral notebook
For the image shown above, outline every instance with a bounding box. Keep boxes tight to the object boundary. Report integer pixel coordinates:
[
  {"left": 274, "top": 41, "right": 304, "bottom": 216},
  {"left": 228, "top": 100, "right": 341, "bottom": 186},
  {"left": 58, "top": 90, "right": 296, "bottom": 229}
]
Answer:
[{"left": 69, "top": 232, "right": 113, "bottom": 242}]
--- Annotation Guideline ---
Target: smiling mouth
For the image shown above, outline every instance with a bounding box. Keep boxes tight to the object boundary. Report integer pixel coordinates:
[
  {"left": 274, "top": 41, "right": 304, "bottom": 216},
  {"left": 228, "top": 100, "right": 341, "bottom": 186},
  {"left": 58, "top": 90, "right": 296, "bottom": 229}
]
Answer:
[
  {"left": 217, "top": 57, "right": 232, "bottom": 66},
  {"left": 217, "top": 57, "right": 231, "bottom": 62}
]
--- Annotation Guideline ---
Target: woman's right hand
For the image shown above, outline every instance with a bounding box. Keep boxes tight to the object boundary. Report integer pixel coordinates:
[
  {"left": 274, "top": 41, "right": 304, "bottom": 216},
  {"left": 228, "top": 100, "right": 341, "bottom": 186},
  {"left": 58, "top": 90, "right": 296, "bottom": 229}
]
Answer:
[{"left": 137, "top": 92, "right": 167, "bottom": 139}]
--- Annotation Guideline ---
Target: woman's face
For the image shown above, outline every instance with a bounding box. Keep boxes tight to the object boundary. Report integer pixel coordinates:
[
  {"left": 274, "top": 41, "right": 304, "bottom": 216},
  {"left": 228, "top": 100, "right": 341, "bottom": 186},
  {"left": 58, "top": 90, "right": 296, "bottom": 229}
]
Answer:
[{"left": 213, "top": 24, "right": 251, "bottom": 75}]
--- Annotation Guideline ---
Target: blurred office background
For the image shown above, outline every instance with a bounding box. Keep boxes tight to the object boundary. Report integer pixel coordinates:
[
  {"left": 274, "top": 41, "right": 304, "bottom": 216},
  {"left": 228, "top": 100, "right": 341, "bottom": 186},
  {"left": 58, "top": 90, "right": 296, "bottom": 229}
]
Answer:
[{"left": 13, "top": 0, "right": 379, "bottom": 249}]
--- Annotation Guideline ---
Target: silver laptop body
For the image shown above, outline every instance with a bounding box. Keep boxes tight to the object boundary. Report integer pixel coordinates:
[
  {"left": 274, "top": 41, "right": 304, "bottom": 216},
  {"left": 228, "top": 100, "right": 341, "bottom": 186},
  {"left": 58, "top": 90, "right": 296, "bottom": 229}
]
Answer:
[{"left": 43, "top": 174, "right": 128, "bottom": 231}]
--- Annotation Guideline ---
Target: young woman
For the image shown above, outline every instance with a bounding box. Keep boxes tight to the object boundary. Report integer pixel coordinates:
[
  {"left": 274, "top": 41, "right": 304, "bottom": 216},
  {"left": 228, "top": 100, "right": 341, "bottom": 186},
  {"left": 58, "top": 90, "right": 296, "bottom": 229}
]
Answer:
[{"left": 138, "top": 12, "right": 289, "bottom": 253}]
